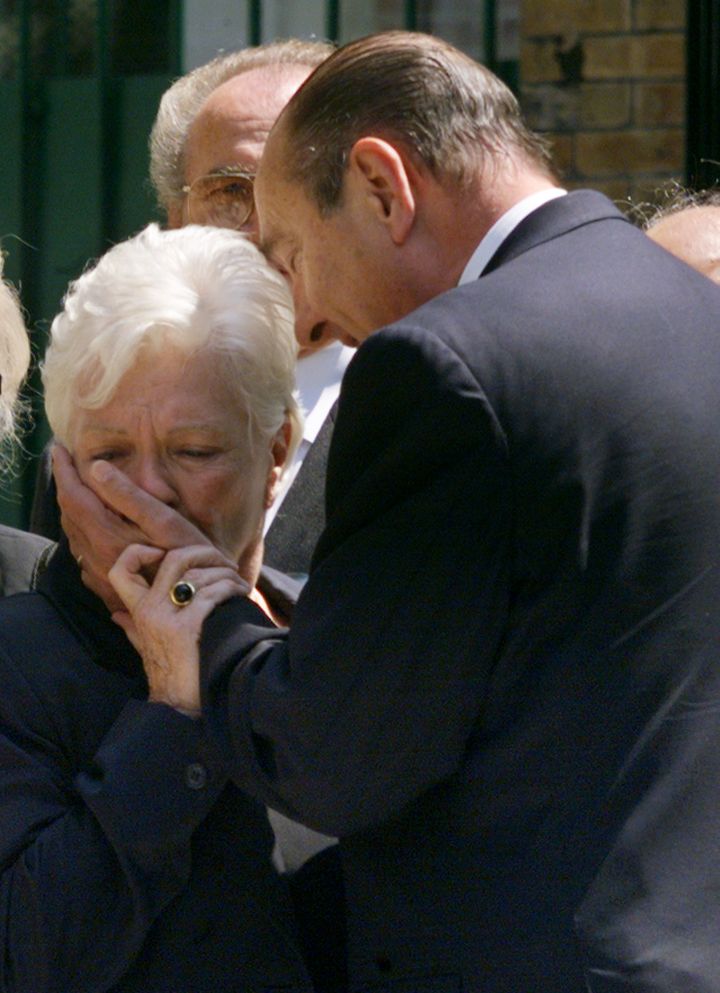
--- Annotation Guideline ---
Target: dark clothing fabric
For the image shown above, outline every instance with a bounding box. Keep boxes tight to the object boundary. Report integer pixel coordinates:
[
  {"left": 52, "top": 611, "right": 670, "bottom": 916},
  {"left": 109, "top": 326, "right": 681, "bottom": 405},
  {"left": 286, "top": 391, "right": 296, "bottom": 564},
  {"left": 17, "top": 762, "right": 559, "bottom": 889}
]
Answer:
[
  {"left": 28, "top": 448, "right": 60, "bottom": 544},
  {"left": 264, "top": 409, "right": 336, "bottom": 578},
  {"left": 0, "top": 539, "right": 339, "bottom": 993},
  {"left": 0, "top": 524, "right": 52, "bottom": 595},
  {"left": 199, "top": 191, "right": 720, "bottom": 992}
]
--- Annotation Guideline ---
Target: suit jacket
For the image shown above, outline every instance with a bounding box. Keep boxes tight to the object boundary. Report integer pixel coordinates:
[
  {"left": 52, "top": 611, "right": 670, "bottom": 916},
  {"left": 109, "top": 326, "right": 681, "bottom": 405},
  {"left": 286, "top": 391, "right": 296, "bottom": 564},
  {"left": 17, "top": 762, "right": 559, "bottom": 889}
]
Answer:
[
  {"left": 0, "top": 524, "right": 52, "bottom": 595},
  {"left": 199, "top": 191, "right": 720, "bottom": 993},
  {"left": 29, "top": 413, "right": 335, "bottom": 578},
  {"left": 0, "top": 539, "right": 345, "bottom": 993}
]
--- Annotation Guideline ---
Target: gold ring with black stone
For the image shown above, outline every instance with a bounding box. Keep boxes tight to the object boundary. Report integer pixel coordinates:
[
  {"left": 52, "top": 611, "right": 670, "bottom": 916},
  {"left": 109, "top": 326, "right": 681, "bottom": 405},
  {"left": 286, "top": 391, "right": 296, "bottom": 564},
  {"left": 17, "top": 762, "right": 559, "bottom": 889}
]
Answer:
[{"left": 170, "top": 580, "right": 196, "bottom": 607}]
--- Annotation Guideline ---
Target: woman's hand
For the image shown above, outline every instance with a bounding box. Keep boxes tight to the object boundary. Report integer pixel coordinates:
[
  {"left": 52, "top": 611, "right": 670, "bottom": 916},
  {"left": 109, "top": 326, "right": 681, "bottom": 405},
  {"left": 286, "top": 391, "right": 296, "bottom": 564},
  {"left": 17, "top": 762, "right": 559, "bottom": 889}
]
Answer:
[
  {"left": 53, "top": 446, "right": 224, "bottom": 613},
  {"left": 109, "top": 544, "right": 249, "bottom": 717}
]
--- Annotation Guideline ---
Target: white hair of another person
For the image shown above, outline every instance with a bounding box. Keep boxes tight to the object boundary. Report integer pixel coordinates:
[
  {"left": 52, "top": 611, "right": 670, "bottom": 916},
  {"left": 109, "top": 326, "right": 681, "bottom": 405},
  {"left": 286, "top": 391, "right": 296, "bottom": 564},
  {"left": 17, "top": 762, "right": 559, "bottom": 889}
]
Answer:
[
  {"left": 149, "top": 39, "right": 334, "bottom": 214},
  {"left": 0, "top": 256, "right": 31, "bottom": 469},
  {"left": 42, "top": 223, "right": 302, "bottom": 461}
]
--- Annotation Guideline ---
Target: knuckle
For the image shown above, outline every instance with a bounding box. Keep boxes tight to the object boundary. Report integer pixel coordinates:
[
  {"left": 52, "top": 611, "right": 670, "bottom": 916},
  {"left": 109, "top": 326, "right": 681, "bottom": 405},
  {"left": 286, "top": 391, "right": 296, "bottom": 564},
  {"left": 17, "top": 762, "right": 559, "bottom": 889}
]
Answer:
[{"left": 163, "top": 546, "right": 187, "bottom": 568}]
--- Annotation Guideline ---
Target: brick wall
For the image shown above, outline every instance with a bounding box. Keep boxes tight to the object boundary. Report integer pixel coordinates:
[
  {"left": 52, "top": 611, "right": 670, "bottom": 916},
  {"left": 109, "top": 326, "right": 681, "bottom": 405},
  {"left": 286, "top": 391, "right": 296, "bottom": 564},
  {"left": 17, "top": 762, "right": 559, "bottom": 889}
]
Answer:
[{"left": 520, "top": 0, "right": 687, "bottom": 205}]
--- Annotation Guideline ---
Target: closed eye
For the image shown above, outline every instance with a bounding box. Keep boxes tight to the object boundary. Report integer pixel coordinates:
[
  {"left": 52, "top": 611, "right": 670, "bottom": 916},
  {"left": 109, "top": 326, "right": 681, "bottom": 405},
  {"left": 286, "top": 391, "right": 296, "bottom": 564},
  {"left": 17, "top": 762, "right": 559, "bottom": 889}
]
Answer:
[
  {"left": 175, "top": 448, "right": 220, "bottom": 459},
  {"left": 90, "top": 450, "right": 124, "bottom": 462}
]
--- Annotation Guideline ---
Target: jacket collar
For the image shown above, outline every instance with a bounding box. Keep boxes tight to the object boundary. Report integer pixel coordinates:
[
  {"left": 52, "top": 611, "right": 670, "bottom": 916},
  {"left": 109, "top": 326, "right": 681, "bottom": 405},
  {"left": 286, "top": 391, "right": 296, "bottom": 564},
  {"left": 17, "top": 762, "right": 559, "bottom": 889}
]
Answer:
[
  {"left": 36, "top": 538, "right": 301, "bottom": 674},
  {"left": 482, "top": 189, "right": 629, "bottom": 277},
  {"left": 37, "top": 537, "right": 142, "bottom": 677}
]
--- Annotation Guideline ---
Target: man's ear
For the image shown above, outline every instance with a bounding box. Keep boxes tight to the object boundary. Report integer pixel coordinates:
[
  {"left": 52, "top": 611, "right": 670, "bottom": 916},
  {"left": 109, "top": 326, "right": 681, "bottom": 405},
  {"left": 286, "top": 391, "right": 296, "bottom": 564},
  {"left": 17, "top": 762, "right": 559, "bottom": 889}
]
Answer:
[
  {"left": 348, "top": 137, "right": 416, "bottom": 245},
  {"left": 264, "top": 420, "right": 292, "bottom": 509}
]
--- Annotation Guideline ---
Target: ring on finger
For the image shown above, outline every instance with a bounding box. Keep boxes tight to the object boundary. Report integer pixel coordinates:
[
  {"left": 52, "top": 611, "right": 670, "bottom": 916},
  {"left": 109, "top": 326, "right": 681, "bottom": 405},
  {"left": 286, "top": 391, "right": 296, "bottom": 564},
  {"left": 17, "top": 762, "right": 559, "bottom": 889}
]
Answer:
[{"left": 170, "top": 580, "right": 196, "bottom": 608}]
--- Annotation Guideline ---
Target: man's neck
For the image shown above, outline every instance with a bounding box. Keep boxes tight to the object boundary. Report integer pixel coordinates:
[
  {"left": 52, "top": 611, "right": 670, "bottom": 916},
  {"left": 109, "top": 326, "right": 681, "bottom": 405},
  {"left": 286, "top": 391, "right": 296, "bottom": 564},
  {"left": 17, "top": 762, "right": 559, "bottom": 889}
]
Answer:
[
  {"left": 458, "top": 186, "right": 567, "bottom": 285},
  {"left": 445, "top": 168, "right": 561, "bottom": 285}
]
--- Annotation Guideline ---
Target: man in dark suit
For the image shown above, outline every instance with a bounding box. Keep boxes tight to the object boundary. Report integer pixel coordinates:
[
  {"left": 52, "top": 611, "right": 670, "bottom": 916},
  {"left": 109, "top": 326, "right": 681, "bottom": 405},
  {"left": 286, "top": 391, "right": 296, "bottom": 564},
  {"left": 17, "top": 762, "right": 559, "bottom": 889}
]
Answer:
[{"left": 69, "top": 31, "right": 720, "bottom": 993}]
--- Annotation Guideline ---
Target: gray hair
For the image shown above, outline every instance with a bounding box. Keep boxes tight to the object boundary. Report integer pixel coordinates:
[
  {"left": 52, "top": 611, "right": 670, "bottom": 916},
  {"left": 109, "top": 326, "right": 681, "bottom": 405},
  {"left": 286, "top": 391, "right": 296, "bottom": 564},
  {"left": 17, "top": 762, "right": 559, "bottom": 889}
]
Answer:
[
  {"left": 42, "top": 224, "right": 302, "bottom": 461},
  {"left": 280, "top": 31, "right": 555, "bottom": 214},
  {"left": 637, "top": 182, "right": 720, "bottom": 230},
  {"left": 150, "top": 39, "right": 334, "bottom": 215},
  {"left": 0, "top": 256, "right": 31, "bottom": 473}
]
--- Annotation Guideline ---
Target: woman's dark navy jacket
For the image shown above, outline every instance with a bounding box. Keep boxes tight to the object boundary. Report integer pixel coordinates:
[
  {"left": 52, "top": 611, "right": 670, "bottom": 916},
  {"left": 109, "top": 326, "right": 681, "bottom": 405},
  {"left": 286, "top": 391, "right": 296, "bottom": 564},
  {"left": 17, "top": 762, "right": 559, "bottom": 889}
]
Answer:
[{"left": 0, "top": 539, "right": 334, "bottom": 993}]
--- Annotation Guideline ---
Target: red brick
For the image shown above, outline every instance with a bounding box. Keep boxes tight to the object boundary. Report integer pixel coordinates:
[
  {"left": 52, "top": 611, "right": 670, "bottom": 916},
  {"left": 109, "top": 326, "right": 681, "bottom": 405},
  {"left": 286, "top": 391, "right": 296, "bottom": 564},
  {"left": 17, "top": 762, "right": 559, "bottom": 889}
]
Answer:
[
  {"left": 634, "top": 0, "right": 687, "bottom": 30},
  {"left": 579, "top": 82, "right": 632, "bottom": 127},
  {"left": 633, "top": 81, "right": 685, "bottom": 126},
  {"left": 575, "top": 128, "right": 684, "bottom": 175},
  {"left": 583, "top": 33, "right": 685, "bottom": 79},
  {"left": 520, "top": 39, "right": 562, "bottom": 83},
  {"left": 523, "top": 0, "right": 631, "bottom": 36},
  {"left": 545, "top": 132, "right": 575, "bottom": 175}
]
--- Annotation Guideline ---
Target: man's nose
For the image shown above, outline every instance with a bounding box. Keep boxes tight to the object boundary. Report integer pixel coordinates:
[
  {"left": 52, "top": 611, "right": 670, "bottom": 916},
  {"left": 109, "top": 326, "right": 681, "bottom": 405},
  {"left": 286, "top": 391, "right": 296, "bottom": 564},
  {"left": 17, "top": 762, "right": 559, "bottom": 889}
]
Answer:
[{"left": 292, "top": 282, "right": 341, "bottom": 356}]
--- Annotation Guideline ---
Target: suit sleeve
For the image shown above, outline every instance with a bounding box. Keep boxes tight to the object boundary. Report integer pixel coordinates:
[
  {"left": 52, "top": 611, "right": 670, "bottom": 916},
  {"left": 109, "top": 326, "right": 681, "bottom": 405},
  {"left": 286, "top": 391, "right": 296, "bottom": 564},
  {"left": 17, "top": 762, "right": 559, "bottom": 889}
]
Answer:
[
  {"left": 202, "top": 326, "right": 513, "bottom": 835},
  {"left": 0, "top": 649, "right": 227, "bottom": 993}
]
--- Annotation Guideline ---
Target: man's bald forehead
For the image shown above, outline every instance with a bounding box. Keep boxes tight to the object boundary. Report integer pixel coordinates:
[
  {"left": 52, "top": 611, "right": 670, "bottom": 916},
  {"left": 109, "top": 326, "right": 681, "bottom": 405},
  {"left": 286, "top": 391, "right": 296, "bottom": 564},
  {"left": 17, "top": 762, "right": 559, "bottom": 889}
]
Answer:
[
  {"left": 182, "top": 66, "right": 308, "bottom": 191},
  {"left": 198, "top": 64, "right": 312, "bottom": 121},
  {"left": 647, "top": 205, "right": 720, "bottom": 285}
]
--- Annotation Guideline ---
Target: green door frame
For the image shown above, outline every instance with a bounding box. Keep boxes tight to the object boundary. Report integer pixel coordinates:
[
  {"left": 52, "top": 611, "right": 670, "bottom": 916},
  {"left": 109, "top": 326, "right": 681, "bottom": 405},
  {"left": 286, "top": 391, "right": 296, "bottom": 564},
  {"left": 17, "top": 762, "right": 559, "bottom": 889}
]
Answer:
[
  {"left": 244, "top": 0, "right": 503, "bottom": 76},
  {"left": 1, "top": 1, "right": 182, "bottom": 528},
  {"left": 686, "top": 1, "right": 720, "bottom": 188}
]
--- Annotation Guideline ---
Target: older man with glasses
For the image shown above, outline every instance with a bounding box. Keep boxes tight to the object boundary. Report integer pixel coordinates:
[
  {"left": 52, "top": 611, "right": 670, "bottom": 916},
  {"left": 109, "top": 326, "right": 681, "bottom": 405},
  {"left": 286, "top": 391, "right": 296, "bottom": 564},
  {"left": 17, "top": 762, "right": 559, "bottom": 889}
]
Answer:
[{"left": 181, "top": 167, "right": 256, "bottom": 229}]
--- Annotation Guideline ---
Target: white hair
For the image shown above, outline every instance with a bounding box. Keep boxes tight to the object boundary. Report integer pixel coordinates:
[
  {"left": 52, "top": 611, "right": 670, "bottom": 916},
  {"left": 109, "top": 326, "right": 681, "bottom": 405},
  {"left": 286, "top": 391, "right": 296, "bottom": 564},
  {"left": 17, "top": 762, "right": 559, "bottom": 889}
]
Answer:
[
  {"left": 0, "top": 256, "right": 31, "bottom": 471},
  {"left": 150, "top": 39, "right": 334, "bottom": 214},
  {"left": 42, "top": 224, "right": 302, "bottom": 461}
]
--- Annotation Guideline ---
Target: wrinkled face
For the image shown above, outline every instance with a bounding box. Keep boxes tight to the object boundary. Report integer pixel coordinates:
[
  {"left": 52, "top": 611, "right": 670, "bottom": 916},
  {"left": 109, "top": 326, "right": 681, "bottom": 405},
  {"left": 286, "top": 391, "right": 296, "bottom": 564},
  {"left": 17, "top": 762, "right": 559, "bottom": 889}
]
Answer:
[
  {"left": 647, "top": 206, "right": 720, "bottom": 286},
  {"left": 257, "top": 129, "right": 412, "bottom": 348},
  {"left": 71, "top": 348, "right": 284, "bottom": 571},
  {"left": 176, "top": 66, "right": 338, "bottom": 355}
]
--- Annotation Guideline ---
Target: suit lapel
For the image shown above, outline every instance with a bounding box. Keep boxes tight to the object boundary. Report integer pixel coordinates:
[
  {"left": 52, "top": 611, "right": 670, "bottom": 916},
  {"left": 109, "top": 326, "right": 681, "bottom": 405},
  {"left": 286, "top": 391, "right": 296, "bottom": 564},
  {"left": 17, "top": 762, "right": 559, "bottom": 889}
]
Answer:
[{"left": 483, "top": 190, "right": 629, "bottom": 276}]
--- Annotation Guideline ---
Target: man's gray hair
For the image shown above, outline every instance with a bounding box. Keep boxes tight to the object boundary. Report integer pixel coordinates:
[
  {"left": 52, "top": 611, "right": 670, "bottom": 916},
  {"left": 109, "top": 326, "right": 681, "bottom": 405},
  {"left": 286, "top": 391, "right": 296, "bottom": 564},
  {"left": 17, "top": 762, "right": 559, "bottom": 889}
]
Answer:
[
  {"left": 638, "top": 182, "right": 720, "bottom": 230},
  {"left": 150, "top": 38, "right": 334, "bottom": 215},
  {"left": 0, "top": 256, "right": 31, "bottom": 473},
  {"left": 280, "top": 31, "right": 555, "bottom": 214},
  {"left": 42, "top": 224, "right": 303, "bottom": 461}
]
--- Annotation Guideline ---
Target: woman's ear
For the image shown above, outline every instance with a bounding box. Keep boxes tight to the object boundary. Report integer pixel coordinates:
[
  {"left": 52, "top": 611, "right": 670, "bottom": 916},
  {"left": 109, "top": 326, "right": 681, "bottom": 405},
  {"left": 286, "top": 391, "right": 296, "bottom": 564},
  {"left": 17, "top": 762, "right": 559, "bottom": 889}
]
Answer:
[
  {"left": 348, "top": 137, "right": 416, "bottom": 245},
  {"left": 264, "top": 419, "right": 291, "bottom": 509}
]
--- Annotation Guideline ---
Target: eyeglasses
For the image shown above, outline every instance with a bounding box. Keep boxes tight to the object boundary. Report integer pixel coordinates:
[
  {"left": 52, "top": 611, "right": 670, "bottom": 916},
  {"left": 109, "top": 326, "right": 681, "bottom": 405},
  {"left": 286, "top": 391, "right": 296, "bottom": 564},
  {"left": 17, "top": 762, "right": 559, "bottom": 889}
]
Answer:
[{"left": 181, "top": 168, "right": 256, "bottom": 230}]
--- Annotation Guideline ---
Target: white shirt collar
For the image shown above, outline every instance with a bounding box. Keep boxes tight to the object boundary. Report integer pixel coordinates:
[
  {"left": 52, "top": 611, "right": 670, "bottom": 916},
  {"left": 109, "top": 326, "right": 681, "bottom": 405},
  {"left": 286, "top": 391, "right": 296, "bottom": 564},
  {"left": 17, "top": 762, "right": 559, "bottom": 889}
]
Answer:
[
  {"left": 458, "top": 187, "right": 567, "bottom": 285},
  {"left": 294, "top": 341, "right": 354, "bottom": 443},
  {"left": 263, "top": 341, "right": 353, "bottom": 534}
]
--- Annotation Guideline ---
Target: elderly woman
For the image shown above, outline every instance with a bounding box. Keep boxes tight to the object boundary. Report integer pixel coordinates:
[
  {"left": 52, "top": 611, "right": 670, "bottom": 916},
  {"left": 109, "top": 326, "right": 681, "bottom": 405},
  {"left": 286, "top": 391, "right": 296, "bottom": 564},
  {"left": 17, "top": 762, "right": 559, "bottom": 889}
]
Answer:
[
  {"left": 0, "top": 225, "right": 342, "bottom": 992},
  {"left": 0, "top": 259, "right": 52, "bottom": 594}
]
